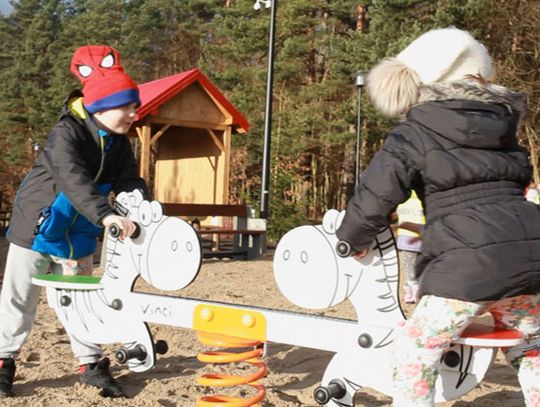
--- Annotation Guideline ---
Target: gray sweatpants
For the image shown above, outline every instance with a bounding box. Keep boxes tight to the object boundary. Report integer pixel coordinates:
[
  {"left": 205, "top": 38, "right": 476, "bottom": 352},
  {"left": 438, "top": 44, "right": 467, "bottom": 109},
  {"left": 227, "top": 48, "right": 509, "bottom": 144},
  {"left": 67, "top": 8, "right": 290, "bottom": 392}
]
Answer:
[{"left": 0, "top": 243, "right": 101, "bottom": 365}]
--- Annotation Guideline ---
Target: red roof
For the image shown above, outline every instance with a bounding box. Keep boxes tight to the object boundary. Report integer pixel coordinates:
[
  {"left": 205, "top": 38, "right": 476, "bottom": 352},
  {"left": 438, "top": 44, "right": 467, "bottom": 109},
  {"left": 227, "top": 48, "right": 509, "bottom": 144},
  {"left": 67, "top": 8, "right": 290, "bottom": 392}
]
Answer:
[{"left": 136, "top": 68, "right": 249, "bottom": 132}]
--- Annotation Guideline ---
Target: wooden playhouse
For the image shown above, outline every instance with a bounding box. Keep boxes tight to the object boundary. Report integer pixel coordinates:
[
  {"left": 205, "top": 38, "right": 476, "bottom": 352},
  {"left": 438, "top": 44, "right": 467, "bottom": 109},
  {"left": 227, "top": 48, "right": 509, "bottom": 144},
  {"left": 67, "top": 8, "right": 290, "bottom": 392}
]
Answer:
[
  {"left": 132, "top": 68, "right": 249, "bottom": 204},
  {"left": 130, "top": 69, "right": 265, "bottom": 259}
]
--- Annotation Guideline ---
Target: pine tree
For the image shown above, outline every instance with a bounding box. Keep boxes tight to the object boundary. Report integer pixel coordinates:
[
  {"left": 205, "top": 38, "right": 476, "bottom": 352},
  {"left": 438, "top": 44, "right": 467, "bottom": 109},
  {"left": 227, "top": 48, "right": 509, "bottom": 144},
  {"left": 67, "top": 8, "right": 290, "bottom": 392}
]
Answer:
[
  {"left": 0, "top": 0, "right": 536, "bottom": 239},
  {"left": 0, "top": 0, "right": 56, "bottom": 199},
  {"left": 122, "top": 0, "right": 220, "bottom": 81}
]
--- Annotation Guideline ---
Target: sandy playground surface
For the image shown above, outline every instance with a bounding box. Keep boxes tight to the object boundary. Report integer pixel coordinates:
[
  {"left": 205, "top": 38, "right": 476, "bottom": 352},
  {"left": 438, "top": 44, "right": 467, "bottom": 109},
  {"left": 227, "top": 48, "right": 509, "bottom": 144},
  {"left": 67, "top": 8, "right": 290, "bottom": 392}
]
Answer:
[{"left": 0, "top": 236, "right": 527, "bottom": 407}]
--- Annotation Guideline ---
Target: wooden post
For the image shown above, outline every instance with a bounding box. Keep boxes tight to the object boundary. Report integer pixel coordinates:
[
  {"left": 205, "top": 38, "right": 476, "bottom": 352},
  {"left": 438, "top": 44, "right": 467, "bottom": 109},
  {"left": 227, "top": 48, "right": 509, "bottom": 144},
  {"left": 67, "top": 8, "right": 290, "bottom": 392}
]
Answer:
[
  {"left": 223, "top": 126, "right": 232, "bottom": 204},
  {"left": 138, "top": 123, "right": 152, "bottom": 184}
]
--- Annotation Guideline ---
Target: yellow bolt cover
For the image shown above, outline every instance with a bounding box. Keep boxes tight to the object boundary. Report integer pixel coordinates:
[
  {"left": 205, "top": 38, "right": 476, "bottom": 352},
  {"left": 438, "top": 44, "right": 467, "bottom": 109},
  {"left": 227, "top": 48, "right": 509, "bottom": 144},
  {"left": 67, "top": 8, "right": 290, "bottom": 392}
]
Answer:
[
  {"left": 242, "top": 314, "right": 255, "bottom": 328},
  {"left": 200, "top": 307, "right": 214, "bottom": 321},
  {"left": 193, "top": 304, "right": 266, "bottom": 341}
]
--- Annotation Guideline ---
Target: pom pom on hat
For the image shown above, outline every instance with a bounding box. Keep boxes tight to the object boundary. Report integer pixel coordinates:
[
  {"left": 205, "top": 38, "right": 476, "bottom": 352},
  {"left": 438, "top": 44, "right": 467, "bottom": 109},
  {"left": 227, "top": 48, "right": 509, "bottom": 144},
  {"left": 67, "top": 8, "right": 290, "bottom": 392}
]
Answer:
[
  {"left": 366, "top": 28, "right": 495, "bottom": 117},
  {"left": 70, "top": 45, "right": 140, "bottom": 114},
  {"left": 367, "top": 57, "right": 422, "bottom": 117}
]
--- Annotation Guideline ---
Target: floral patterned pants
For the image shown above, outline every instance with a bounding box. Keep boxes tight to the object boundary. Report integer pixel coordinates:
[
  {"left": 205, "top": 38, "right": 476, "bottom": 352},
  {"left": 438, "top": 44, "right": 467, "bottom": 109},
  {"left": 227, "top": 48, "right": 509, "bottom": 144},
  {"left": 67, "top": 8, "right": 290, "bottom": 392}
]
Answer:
[{"left": 393, "top": 294, "right": 540, "bottom": 406}]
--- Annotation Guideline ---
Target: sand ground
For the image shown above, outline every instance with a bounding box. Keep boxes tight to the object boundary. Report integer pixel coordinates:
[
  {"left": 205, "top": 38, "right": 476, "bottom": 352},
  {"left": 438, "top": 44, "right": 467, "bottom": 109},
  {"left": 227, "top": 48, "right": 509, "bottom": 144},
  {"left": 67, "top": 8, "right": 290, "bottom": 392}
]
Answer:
[{"left": 0, "top": 236, "right": 525, "bottom": 406}]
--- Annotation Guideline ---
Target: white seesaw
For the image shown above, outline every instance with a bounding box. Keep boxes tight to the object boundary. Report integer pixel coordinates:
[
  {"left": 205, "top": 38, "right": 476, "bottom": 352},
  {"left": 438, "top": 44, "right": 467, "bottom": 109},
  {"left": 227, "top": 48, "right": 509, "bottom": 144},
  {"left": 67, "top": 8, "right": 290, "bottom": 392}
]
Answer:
[{"left": 32, "top": 190, "right": 524, "bottom": 406}]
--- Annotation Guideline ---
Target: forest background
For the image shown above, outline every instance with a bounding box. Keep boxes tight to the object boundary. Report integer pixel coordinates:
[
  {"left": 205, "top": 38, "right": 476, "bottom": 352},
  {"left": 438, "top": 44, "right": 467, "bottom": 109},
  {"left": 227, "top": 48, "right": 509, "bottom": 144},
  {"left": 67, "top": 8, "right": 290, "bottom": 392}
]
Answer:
[{"left": 0, "top": 0, "right": 538, "bottom": 240}]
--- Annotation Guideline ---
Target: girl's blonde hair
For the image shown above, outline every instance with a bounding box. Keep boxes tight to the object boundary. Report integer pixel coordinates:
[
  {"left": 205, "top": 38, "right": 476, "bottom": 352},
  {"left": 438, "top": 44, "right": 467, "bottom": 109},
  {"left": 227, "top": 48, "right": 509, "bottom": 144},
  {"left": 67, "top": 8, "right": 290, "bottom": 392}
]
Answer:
[{"left": 366, "top": 57, "right": 421, "bottom": 117}]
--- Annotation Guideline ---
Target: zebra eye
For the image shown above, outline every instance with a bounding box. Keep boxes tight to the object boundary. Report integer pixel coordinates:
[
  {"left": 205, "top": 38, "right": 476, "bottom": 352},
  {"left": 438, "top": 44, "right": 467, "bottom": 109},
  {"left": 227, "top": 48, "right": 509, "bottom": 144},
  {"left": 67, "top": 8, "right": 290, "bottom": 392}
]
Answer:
[
  {"left": 150, "top": 201, "right": 163, "bottom": 222},
  {"left": 138, "top": 201, "right": 152, "bottom": 227}
]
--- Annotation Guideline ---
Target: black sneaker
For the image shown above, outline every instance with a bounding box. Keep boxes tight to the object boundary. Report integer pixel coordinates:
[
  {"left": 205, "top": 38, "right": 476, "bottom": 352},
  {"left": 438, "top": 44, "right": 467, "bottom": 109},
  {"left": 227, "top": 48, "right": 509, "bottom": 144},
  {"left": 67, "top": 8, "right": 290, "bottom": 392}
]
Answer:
[
  {"left": 0, "top": 358, "right": 15, "bottom": 398},
  {"left": 79, "top": 357, "right": 124, "bottom": 398}
]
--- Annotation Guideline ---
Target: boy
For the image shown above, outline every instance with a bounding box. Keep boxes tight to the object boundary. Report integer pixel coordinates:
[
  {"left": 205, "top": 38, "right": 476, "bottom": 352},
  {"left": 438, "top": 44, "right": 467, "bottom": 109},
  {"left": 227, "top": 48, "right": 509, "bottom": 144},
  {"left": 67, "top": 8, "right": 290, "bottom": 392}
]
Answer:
[{"left": 0, "top": 45, "right": 146, "bottom": 398}]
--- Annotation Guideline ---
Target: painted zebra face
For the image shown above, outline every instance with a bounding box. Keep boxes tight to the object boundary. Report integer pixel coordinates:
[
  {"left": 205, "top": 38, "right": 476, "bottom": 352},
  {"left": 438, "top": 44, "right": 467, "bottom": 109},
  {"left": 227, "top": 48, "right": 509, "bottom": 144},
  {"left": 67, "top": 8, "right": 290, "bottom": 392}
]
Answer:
[
  {"left": 111, "top": 190, "right": 202, "bottom": 291},
  {"left": 273, "top": 210, "right": 365, "bottom": 310}
]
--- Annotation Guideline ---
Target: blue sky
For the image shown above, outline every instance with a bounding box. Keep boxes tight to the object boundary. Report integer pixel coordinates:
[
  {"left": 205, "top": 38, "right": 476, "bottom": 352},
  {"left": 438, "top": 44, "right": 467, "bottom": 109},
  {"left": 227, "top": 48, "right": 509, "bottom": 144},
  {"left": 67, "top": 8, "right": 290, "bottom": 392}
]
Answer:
[{"left": 0, "top": 0, "right": 12, "bottom": 16}]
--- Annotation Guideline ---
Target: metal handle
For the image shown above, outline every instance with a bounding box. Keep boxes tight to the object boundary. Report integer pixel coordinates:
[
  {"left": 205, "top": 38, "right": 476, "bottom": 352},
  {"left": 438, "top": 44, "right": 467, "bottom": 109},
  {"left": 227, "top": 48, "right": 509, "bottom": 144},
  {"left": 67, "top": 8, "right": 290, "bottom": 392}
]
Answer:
[
  {"left": 109, "top": 222, "right": 140, "bottom": 239},
  {"left": 335, "top": 241, "right": 352, "bottom": 257}
]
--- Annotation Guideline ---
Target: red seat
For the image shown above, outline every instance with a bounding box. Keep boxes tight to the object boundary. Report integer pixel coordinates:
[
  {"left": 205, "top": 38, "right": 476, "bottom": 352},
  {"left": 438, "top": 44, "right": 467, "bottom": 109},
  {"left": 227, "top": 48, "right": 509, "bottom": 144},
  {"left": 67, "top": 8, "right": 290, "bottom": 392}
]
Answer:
[{"left": 455, "top": 323, "right": 524, "bottom": 347}]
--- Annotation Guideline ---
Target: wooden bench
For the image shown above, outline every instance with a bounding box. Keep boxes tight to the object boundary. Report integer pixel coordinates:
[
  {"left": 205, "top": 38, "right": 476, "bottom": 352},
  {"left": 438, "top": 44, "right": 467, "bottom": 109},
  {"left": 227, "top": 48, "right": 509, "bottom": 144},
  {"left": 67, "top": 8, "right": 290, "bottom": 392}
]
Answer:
[
  {"left": 161, "top": 203, "right": 266, "bottom": 260},
  {"left": 0, "top": 208, "right": 10, "bottom": 236},
  {"left": 0, "top": 210, "right": 10, "bottom": 227},
  {"left": 0, "top": 190, "right": 10, "bottom": 235}
]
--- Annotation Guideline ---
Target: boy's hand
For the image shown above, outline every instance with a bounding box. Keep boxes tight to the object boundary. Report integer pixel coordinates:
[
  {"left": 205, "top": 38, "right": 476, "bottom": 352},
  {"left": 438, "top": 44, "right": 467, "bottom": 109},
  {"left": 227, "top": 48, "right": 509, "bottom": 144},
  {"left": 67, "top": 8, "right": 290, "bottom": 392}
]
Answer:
[{"left": 102, "top": 214, "right": 137, "bottom": 240}]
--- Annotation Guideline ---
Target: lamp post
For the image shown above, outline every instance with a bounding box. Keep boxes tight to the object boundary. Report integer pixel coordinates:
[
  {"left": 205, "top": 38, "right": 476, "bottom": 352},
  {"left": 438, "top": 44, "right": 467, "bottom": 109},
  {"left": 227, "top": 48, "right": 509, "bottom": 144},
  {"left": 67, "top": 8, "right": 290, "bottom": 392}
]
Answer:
[
  {"left": 354, "top": 72, "right": 365, "bottom": 186},
  {"left": 33, "top": 143, "right": 40, "bottom": 160},
  {"left": 254, "top": 0, "right": 277, "bottom": 219}
]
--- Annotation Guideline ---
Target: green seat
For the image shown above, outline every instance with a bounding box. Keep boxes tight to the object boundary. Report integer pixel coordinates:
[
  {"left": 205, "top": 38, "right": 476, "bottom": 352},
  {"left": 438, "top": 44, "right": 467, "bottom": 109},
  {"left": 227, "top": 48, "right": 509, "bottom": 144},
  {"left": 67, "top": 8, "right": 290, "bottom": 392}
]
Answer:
[{"left": 32, "top": 274, "right": 103, "bottom": 290}]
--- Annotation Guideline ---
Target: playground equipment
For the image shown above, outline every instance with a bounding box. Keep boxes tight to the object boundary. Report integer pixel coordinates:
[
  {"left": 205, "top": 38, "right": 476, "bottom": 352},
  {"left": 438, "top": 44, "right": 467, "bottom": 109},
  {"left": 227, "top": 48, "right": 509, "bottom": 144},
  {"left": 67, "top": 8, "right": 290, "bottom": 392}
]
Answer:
[
  {"left": 196, "top": 331, "right": 267, "bottom": 406},
  {"left": 32, "top": 191, "right": 524, "bottom": 406}
]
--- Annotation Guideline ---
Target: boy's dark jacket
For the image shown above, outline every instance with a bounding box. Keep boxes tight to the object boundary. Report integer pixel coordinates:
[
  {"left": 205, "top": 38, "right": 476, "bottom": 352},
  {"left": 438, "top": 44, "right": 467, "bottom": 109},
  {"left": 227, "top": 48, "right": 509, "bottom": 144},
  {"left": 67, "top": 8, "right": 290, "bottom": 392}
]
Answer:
[
  {"left": 337, "top": 81, "right": 540, "bottom": 302},
  {"left": 7, "top": 93, "right": 147, "bottom": 259}
]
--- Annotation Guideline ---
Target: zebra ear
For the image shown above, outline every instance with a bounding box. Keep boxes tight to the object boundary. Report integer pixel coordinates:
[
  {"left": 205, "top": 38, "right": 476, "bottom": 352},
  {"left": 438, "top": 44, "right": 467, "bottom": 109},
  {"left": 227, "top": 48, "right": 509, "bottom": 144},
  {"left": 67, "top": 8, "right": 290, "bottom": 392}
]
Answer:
[
  {"left": 336, "top": 210, "right": 346, "bottom": 229},
  {"left": 321, "top": 209, "right": 340, "bottom": 234},
  {"left": 115, "top": 192, "right": 131, "bottom": 214}
]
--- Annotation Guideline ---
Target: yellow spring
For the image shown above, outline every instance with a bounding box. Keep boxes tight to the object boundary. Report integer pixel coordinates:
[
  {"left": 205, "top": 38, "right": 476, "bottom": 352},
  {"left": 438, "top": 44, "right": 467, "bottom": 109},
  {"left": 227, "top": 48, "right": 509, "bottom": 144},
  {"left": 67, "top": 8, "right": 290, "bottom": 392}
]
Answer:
[{"left": 196, "top": 332, "right": 267, "bottom": 407}]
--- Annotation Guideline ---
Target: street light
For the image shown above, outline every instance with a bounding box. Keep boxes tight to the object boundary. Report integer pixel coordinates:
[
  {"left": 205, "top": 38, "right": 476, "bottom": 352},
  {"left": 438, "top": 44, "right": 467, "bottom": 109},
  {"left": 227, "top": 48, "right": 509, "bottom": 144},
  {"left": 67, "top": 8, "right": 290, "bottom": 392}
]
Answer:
[
  {"left": 33, "top": 143, "right": 40, "bottom": 160},
  {"left": 255, "top": 0, "right": 277, "bottom": 219},
  {"left": 354, "top": 72, "right": 365, "bottom": 186}
]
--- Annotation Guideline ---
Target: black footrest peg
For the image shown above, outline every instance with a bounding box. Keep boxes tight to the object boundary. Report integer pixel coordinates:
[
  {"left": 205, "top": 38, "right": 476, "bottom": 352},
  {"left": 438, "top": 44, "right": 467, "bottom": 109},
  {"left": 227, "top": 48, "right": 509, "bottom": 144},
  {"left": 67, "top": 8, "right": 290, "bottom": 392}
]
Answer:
[
  {"left": 115, "top": 339, "right": 169, "bottom": 364},
  {"left": 314, "top": 379, "right": 347, "bottom": 405},
  {"left": 115, "top": 344, "right": 147, "bottom": 364},
  {"left": 155, "top": 340, "right": 168, "bottom": 355}
]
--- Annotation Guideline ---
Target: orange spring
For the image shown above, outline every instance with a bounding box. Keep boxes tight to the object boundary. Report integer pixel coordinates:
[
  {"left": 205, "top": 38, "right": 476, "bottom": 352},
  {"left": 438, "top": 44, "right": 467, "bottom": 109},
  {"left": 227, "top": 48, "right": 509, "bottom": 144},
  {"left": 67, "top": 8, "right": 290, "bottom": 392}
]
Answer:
[{"left": 195, "top": 331, "right": 267, "bottom": 407}]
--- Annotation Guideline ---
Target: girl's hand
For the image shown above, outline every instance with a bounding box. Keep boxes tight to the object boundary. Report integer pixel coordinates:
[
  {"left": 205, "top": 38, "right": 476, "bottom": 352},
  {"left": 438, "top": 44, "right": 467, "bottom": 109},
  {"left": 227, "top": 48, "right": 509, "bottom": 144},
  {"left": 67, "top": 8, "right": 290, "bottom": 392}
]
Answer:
[{"left": 352, "top": 248, "right": 369, "bottom": 259}]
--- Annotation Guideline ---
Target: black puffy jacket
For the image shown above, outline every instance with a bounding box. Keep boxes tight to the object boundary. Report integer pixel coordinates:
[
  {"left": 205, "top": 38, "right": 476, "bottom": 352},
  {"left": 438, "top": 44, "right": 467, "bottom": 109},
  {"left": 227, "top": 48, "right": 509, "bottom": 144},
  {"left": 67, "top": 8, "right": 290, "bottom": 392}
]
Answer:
[
  {"left": 337, "top": 82, "right": 540, "bottom": 302},
  {"left": 7, "top": 93, "right": 148, "bottom": 259}
]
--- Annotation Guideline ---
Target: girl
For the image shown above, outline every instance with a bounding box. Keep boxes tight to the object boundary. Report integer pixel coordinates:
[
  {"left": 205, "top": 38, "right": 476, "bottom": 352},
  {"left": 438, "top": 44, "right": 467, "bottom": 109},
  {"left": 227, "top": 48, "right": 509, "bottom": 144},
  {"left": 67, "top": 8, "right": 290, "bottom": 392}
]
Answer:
[{"left": 337, "top": 28, "right": 540, "bottom": 406}]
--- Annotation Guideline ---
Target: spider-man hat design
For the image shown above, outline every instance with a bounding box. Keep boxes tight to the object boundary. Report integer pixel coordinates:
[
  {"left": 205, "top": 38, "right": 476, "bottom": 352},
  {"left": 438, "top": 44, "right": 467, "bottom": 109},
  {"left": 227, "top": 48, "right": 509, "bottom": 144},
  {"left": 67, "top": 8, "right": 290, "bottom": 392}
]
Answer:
[{"left": 70, "top": 45, "right": 140, "bottom": 114}]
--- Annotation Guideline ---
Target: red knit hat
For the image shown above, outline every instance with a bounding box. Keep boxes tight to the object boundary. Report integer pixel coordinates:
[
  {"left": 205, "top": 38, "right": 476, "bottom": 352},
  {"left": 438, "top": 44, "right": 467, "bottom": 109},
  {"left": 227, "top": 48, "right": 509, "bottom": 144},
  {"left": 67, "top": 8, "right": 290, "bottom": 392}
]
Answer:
[{"left": 70, "top": 45, "right": 140, "bottom": 114}]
